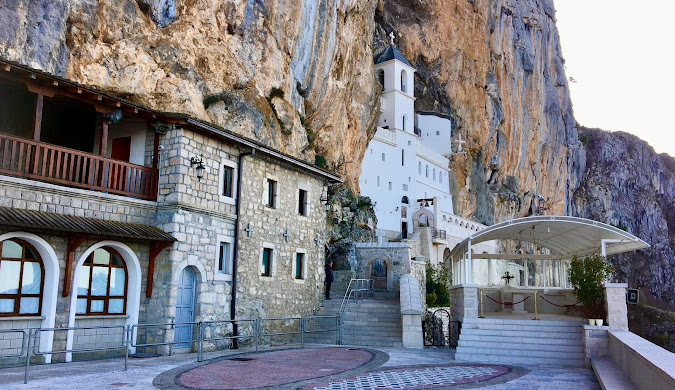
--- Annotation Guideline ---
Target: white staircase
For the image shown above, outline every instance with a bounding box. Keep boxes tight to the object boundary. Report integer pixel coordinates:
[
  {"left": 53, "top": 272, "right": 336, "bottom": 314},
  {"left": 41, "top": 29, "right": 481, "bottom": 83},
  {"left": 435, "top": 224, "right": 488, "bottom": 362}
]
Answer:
[
  {"left": 307, "top": 293, "right": 402, "bottom": 347},
  {"left": 454, "top": 317, "right": 586, "bottom": 366}
]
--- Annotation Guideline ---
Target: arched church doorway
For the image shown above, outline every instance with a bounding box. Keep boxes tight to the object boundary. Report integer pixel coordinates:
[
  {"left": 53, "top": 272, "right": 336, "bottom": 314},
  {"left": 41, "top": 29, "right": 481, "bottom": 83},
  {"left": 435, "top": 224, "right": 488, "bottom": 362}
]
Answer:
[{"left": 368, "top": 255, "right": 392, "bottom": 291}]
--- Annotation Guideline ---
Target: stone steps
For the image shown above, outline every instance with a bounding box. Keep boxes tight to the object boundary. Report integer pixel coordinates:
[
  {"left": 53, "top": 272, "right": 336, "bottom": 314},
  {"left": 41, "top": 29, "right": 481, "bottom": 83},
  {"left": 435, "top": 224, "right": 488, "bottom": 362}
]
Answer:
[
  {"left": 455, "top": 318, "right": 585, "bottom": 367},
  {"left": 309, "top": 294, "right": 403, "bottom": 347}
]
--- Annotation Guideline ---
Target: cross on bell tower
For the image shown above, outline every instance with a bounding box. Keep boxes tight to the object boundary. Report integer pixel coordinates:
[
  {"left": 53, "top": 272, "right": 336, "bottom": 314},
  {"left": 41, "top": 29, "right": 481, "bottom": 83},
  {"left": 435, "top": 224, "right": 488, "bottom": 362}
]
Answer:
[{"left": 389, "top": 31, "right": 395, "bottom": 45}]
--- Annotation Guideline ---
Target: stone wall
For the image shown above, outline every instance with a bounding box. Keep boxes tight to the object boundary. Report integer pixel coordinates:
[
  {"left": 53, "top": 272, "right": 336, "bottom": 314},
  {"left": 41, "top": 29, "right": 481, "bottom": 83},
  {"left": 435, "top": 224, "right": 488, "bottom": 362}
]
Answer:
[
  {"left": 410, "top": 260, "right": 427, "bottom": 313},
  {"left": 354, "top": 242, "right": 411, "bottom": 292},
  {"left": 448, "top": 285, "right": 478, "bottom": 322},
  {"left": 583, "top": 324, "right": 609, "bottom": 367},
  {"left": 235, "top": 152, "right": 327, "bottom": 320}
]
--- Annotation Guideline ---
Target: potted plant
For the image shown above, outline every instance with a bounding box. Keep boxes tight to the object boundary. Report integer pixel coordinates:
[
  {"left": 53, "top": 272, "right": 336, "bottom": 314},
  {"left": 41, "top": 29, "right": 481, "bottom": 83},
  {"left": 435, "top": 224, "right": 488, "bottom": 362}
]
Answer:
[{"left": 568, "top": 254, "right": 614, "bottom": 325}]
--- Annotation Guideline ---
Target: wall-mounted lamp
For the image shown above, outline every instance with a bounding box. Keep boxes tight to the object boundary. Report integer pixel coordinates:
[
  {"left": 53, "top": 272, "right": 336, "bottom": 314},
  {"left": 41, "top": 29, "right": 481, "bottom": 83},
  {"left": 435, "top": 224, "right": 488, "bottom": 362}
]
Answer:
[
  {"left": 105, "top": 109, "right": 123, "bottom": 125},
  {"left": 320, "top": 185, "right": 330, "bottom": 211},
  {"left": 190, "top": 154, "right": 205, "bottom": 180}
]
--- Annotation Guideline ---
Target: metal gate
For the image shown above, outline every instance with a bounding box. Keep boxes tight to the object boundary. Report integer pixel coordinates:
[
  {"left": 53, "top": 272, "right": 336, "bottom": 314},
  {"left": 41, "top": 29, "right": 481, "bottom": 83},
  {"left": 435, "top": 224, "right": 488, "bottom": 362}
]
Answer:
[{"left": 423, "top": 309, "right": 460, "bottom": 348}]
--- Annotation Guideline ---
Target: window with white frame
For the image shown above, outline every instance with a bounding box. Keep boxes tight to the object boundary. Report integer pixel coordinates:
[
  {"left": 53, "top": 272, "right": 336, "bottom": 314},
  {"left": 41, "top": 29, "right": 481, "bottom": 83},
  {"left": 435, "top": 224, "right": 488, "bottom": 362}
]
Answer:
[
  {"left": 293, "top": 250, "right": 307, "bottom": 281},
  {"left": 76, "top": 247, "right": 127, "bottom": 315},
  {"left": 0, "top": 239, "right": 44, "bottom": 317},
  {"left": 222, "top": 166, "right": 234, "bottom": 197},
  {"left": 265, "top": 178, "right": 277, "bottom": 208},
  {"left": 298, "top": 189, "right": 308, "bottom": 216},
  {"left": 218, "top": 242, "right": 232, "bottom": 274},
  {"left": 261, "top": 247, "right": 273, "bottom": 277}
]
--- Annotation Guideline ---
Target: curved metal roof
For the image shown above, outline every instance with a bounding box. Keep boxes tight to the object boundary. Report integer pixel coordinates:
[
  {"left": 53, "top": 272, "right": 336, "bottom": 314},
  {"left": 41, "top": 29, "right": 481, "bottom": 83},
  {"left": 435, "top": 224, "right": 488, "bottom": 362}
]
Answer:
[{"left": 450, "top": 216, "right": 649, "bottom": 258}]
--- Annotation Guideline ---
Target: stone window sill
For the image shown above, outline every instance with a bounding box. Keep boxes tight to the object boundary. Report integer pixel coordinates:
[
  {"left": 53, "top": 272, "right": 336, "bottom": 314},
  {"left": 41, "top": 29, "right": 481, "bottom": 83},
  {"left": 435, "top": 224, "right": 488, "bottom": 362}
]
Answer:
[
  {"left": 213, "top": 273, "right": 233, "bottom": 282},
  {"left": 75, "top": 314, "right": 130, "bottom": 320},
  {"left": 0, "top": 316, "right": 45, "bottom": 321}
]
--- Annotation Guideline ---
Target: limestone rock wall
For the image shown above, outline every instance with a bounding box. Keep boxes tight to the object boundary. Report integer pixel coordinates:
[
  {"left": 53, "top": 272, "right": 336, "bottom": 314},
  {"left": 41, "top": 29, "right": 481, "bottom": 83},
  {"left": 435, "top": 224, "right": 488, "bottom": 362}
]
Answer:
[
  {"left": 0, "top": 0, "right": 381, "bottom": 188},
  {"left": 573, "top": 127, "right": 675, "bottom": 303},
  {"left": 375, "top": 0, "right": 584, "bottom": 225}
]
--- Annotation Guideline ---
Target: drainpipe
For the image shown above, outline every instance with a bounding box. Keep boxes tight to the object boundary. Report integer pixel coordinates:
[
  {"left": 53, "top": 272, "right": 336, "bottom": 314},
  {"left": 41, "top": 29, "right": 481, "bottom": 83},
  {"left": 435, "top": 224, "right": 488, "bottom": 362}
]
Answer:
[{"left": 230, "top": 148, "right": 255, "bottom": 348}]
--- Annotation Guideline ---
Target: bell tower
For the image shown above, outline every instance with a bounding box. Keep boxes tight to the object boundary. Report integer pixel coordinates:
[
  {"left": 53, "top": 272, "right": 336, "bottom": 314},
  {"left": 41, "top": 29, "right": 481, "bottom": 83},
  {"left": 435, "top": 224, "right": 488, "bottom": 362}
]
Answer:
[{"left": 374, "top": 34, "right": 416, "bottom": 133}]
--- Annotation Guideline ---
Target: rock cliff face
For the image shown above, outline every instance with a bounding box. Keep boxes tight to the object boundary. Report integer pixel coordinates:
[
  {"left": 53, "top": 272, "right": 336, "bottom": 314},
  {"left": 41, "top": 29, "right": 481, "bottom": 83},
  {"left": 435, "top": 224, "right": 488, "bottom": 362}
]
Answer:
[
  {"left": 374, "top": 0, "right": 584, "bottom": 225},
  {"left": 0, "top": 0, "right": 380, "bottom": 187},
  {"left": 573, "top": 127, "right": 675, "bottom": 303}
]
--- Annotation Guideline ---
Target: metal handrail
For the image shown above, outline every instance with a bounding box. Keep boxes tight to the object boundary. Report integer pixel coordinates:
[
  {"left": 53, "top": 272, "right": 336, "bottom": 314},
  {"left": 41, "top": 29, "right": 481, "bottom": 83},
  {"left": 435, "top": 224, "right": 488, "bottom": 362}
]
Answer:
[
  {"left": 0, "top": 329, "right": 29, "bottom": 358},
  {"left": 339, "top": 279, "right": 374, "bottom": 315},
  {"left": 13, "top": 314, "right": 341, "bottom": 384}
]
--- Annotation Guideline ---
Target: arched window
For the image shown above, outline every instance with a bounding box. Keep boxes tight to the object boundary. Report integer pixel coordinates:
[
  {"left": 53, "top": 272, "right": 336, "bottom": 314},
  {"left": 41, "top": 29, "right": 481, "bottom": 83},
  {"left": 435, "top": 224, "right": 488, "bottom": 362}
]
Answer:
[
  {"left": 440, "top": 172, "right": 443, "bottom": 184},
  {"left": 402, "top": 115, "right": 406, "bottom": 131},
  {"left": 425, "top": 165, "right": 429, "bottom": 178},
  {"left": 378, "top": 70, "right": 385, "bottom": 89},
  {"left": 401, "top": 69, "right": 408, "bottom": 93},
  {"left": 0, "top": 239, "right": 44, "bottom": 316},
  {"left": 77, "top": 247, "right": 127, "bottom": 315},
  {"left": 433, "top": 168, "right": 436, "bottom": 181},
  {"left": 418, "top": 162, "right": 422, "bottom": 174},
  {"left": 401, "top": 196, "right": 409, "bottom": 204}
]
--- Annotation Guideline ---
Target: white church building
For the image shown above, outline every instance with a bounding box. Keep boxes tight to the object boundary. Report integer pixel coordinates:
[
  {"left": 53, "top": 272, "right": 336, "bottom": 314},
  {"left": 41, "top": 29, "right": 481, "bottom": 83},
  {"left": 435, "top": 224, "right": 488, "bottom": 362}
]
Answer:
[{"left": 359, "top": 41, "right": 497, "bottom": 267}]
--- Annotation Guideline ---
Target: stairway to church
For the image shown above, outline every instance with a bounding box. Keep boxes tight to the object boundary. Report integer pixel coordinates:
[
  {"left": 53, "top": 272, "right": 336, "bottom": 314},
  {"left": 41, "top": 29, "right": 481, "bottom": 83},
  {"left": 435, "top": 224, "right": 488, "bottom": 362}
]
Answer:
[
  {"left": 454, "top": 317, "right": 586, "bottom": 366},
  {"left": 306, "top": 292, "right": 402, "bottom": 347}
]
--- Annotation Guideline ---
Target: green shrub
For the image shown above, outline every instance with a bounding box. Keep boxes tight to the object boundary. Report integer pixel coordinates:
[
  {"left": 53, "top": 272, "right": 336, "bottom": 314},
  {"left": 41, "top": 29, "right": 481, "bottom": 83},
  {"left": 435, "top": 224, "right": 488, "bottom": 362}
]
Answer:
[
  {"left": 426, "top": 263, "right": 450, "bottom": 307},
  {"left": 315, "top": 154, "right": 327, "bottom": 168},
  {"left": 569, "top": 254, "right": 614, "bottom": 318}
]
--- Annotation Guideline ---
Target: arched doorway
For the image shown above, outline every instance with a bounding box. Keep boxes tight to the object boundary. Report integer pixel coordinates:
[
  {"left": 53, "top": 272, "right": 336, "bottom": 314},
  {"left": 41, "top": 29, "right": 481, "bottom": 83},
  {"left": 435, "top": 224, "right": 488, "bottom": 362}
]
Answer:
[
  {"left": 412, "top": 208, "right": 435, "bottom": 230},
  {"left": 174, "top": 267, "right": 196, "bottom": 348},
  {"left": 367, "top": 256, "right": 392, "bottom": 291}
]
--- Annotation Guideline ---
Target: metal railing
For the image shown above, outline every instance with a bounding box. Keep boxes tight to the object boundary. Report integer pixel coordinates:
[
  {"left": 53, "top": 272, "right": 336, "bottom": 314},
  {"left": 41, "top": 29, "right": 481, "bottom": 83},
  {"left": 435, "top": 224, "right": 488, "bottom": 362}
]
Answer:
[
  {"left": 431, "top": 228, "right": 447, "bottom": 240},
  {"left": 339, "top": 278, "right": 374, "bottom": 316},
  {"left": 4, "top": 314, "right": 340, "bottom": 384}
]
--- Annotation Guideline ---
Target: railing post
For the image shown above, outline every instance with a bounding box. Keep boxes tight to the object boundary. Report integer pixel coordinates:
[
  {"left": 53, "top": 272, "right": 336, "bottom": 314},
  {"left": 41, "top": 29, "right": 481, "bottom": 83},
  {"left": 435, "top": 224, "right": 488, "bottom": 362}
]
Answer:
[
  {"left": 336, "top": 314, "right": 341, "bottom": 345},
  {"left": 533, "top": 290, "right": 539, "bottom": 321},
  {"left": 479, "top": 289, "right": 485, "bottom": 318},
  {"left": 24, "top": 329, "right": 33, "bottom": 385},
  {"left": 124, "top": 325, "right": 129, "bottom": 371},
  {"left": 254, "top": 319, "right": 259, "bottom": 353},
  {"left": 197, "top": 322, "right": 203, "bottom": 362},
  {"left": 300, "top": 317, "right": 305, "bottom": 348}
]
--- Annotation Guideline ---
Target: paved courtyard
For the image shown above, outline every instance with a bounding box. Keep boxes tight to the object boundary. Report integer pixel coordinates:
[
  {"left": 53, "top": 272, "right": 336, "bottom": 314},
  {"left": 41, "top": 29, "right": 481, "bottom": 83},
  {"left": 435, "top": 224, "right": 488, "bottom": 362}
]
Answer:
[{"left": 0, "top": 345, "right": 600, "bottom": 390}]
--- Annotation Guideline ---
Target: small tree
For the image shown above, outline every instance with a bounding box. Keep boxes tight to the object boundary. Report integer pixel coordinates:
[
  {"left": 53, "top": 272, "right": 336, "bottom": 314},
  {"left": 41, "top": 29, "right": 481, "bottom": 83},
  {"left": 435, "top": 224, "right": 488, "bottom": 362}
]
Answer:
[
  {"left": 568, "top": 254, "right": 614, "bottom": 319},
  {"left": 426, "top": 263, "right": 450, "bottom": 307}
]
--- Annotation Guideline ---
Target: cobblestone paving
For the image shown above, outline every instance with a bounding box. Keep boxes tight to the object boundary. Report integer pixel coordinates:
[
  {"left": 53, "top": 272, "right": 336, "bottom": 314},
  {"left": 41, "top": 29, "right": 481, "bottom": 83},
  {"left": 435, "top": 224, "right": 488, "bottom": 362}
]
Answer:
[
  {"left": 480, "top": 366, "right": 601, "bottom": 390},
  {"left": 308, "top": 364, "right": 510, "bottom": 389}
]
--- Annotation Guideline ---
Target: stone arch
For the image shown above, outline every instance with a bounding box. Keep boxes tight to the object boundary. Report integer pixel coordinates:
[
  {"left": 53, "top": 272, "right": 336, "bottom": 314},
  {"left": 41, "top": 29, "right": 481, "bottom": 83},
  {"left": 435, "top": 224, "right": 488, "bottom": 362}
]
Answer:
[
  {"left": 173, "top": 259, "right": 208, "bottom": 284},
  {"left": 413, "top": 208, "right": 435, "bottom": 229},
  {"left": 0, "top": 232, "right": 59, "bottom": 362},
  {"left": 365, "top": 254, "right": 394, "bottom": 291},
  {"left": 67, "top": 241, "right": 142, "bottom": 359}
]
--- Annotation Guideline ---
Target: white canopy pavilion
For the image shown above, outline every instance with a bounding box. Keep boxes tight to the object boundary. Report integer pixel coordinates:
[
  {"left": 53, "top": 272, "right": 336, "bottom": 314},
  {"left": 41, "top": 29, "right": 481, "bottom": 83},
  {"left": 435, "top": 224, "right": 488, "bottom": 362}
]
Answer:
[{"left": 449, "top": 216, "right": 649, "bottom": 288}]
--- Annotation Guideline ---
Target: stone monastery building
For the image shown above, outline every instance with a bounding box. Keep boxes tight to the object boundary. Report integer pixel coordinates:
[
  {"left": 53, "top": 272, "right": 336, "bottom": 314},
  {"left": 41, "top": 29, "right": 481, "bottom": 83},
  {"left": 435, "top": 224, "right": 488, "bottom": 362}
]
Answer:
[
  {"left": 359, "top": 42, "right": 497, "bottom": 268},
  {"left": 0, "top": 58, "right": 339, "bottom": 361}
]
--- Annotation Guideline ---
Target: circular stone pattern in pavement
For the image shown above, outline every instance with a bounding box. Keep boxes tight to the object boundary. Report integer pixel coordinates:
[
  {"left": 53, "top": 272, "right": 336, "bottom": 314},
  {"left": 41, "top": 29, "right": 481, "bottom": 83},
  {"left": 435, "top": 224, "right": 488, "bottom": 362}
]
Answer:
[
  {"left": 305, "top": 364, "right": 513, "bottom": 390},
  {"left": 175, "top": 347, "right": 373, "bottom": 389}
]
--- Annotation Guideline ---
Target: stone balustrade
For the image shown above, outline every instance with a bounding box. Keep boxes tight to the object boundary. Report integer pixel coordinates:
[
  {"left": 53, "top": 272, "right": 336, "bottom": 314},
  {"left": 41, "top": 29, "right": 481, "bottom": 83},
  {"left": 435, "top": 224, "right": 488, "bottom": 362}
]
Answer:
[{"left": 399, "top": 274, "right": 423, "bottom": 349}]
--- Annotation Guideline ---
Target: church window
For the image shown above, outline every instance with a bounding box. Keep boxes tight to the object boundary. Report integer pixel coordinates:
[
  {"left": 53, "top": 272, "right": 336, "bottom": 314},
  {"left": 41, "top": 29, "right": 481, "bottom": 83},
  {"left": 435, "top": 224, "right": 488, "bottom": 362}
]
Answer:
[
  {"left": 266, "top": 179, "right": 277, "bottom": 208},
  {"left": 402, "top": 115, "right": 406, "bottom": 131},
  {"left": 401, "top": 196, "right": 409, "bottom": 204},
  {"left": 222, "top": 166, "right": 234, "bottom": 197},
  {"left": 426, "top": 165, "right": 429, "bottom": 178},
  {"left": 76, "top": 247, "right": 127, "bottom": 315},
  {"left": 388, "top": 182, "right": 392, "bottom": 190},
  {"left": 0, "top": 239, "right": 44, "bottom": 316},
  {"left": 433, "top": 168, "right": 436, "bottom": 181},
  {"left": 418, "top": 162, "right": 422, "bottom": 174},
  {"left": 218, "top": 242, "right": 232, "bottom": 274},
  {"left": 298, "top": 189, "right": 308, "bottom": 216},
  {"left": 377, "top": 176, "right": 380, "bottom": 186},
  {"left": 295, "top": 252, "right": 305, "bottom": 280},
  {"left": 381, "top": 153, "right": 385, "bottom": 162},
  {"left": 261, "top": 247, "right": 273, "bottom": 277},
  {"left": 400, "top": 69, "right": 408, "bottom": 93},
  {"left": 401, "top": 150, "right": 404, "bottom": 166},
  {"left": 436, "top": 131, "right": 440, "bottom": 135},
  {"left": 378, "top": 70, "right": 385, "bottom": 89},
  {"left": 439, "top": 172, "right": 443, "bottom": 184}
]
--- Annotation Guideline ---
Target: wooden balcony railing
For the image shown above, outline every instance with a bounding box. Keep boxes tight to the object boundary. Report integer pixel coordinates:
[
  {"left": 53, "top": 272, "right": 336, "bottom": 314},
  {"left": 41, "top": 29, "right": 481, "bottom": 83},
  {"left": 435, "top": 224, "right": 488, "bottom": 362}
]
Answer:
[{"left": 0, "top": 133, "right": 158, "bottom": 200}]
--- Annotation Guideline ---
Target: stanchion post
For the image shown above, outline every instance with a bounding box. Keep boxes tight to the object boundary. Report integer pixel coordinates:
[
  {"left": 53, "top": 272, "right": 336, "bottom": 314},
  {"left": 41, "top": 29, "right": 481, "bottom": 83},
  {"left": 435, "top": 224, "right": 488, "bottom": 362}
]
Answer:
[
  {"left": 533, "top": 290, "right": 540, "bottom": 320},
  {"left": 479, "top": 289, "right": 485, "bottom": 318},
  {"left": 24, "top": 329, "right": 33, "bottom": 385}
]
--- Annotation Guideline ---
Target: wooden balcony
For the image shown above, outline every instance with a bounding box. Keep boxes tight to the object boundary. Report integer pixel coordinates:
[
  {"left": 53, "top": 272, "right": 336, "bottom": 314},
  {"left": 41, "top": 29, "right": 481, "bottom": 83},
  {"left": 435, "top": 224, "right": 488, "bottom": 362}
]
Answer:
[{"left": 0, "top": 133, "right": 158, "bottom": 200}]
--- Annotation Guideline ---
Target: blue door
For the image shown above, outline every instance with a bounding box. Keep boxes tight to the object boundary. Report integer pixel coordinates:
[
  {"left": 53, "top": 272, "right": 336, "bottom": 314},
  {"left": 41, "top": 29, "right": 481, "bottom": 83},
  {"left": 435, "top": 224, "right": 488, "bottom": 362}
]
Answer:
[{"left": 174, "top": 267, "right": 196, "bottom": 348}]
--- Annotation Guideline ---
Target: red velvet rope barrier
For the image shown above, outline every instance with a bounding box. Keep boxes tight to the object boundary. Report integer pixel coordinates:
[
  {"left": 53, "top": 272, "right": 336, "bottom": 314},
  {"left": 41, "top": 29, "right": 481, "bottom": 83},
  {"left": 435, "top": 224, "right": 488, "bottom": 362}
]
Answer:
[
  {"left": 484, "top": 294, "right": 531, "bottom": 306},
  {"left": 539, "top": 295, "right": 579, "bottom": 308}
]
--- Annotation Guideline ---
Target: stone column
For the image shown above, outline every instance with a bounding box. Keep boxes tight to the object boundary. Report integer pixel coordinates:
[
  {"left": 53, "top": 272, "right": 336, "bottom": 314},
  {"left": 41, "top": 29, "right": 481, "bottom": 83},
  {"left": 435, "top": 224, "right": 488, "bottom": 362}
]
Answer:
[
  {"left": 604, "top": 282, "right": 628, "bottom": 331},
  {"left": 448, "top": 284, "right": 478, "bottom": 322}
]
